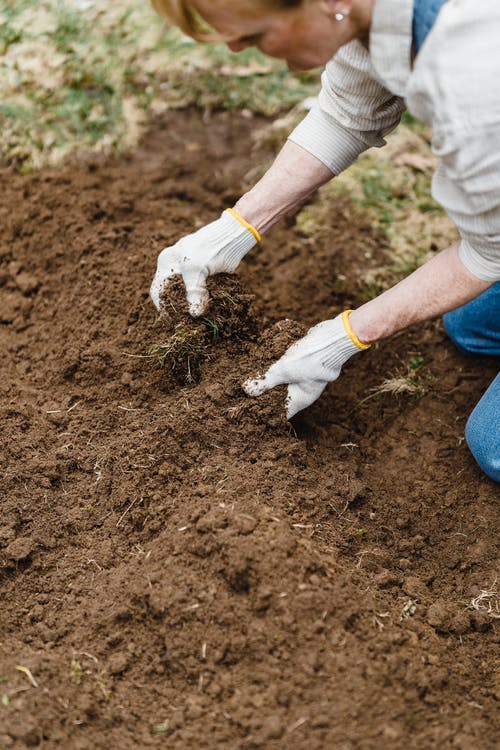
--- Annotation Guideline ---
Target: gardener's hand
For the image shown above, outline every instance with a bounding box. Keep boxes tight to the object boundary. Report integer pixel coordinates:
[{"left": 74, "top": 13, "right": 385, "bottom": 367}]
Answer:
[
  {"left": 243, "top": 312, "right": 370, "bottom": 419},
  {"left": 150, "top": 209, "right": 260, "bottom": 317}
]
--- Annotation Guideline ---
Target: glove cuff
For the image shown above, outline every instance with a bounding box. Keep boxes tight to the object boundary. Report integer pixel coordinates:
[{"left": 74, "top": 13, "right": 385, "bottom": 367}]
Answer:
[
  {"left": 206, "top": 209, "right": 259, "bottom": 273},
  {"left": 225, "top": 208, "right": 262, "bottom": 243},
  {"left": 321, "top": 312, "right": 370, "bottom": 371},
  {"left": 341, "top": 310, "right": 371, "bottom": 351}
]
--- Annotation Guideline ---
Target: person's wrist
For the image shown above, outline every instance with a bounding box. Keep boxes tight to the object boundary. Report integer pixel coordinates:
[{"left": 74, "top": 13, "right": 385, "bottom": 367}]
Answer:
[
  {"left": 232, "top": 195, "right": 277, "bottom": 235},
  {"left": 341, "top": 310, "right": 371, "bottom": 350},
  {"left": 346, "top": 308, "right": 378, "bottom": 345}
]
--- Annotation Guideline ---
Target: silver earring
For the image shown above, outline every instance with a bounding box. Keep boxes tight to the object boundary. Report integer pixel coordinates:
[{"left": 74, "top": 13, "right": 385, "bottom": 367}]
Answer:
[{"left": 335, "top": 12, "right": 345, "bottom": 21}]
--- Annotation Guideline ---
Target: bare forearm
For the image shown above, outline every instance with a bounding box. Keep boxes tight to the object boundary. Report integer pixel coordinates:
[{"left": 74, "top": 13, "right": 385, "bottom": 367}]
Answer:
[
  {"left": 349, "top": 243, "right": 492, "bottom": 343},
  {"left": 234, "top": 141, "right": 334, "bottom": 234}
]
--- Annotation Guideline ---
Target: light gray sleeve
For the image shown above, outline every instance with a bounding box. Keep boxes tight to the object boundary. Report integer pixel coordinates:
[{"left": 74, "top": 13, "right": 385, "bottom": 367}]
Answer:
[
  {"left": 430, "top": 125, "right": 500, "bottom": 282},
  {"left": 288, "top": 40, "right": 405, "bottom": 175},
  {"left": 406, "top": 0, "right": 500, "bottom": 281},
  {"left": 459, "top": 238, "right": 500, "bottom": 282}
]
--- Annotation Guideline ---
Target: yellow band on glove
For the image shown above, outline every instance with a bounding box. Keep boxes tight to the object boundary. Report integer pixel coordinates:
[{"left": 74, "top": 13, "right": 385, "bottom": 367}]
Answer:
[
  {"left": 342, "top": 310, "right": 371, "bottom": 350},
  {"left": 225, "top": 208, "right": 262, "bottom": 243}
]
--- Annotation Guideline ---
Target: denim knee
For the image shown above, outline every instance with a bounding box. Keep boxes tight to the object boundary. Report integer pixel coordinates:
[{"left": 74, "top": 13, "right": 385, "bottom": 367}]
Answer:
[
  {"left": 443, "top": 283, "right": 500, "bottom": 357},
  {"left": 465, "top": 376, "right": 500, "bottom": 482}
]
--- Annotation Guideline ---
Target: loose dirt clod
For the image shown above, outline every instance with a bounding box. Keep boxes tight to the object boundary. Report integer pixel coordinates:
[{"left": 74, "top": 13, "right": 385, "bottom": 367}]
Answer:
[
  {"left": 159, "top": 273, "right": 257, "bottom": 340},
  {"left": 149, "top": 323, "right": 208, "bottom": 384},
  {"left": 153, "top": 273, "right": 258, "bottom": 384},
  {"left": 4, "top": 537, "right": 34, "bottom": 563}
]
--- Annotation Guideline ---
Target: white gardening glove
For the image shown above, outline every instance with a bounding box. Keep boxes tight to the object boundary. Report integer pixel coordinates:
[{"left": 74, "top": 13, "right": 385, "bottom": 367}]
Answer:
[
  {"left": 150, "top": 208, "right": 260, "bottom": 316},
  {"left": 243, "top": 311, "right": 370, "bottom": 419}
]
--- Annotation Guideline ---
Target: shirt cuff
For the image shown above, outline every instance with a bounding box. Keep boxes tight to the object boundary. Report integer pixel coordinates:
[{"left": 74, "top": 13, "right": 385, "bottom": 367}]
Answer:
[
  {"left": 459, "top": 238, "right": 500, "bottom": 282},
  {"left": 287, "top": 106, "right": 368, "bottom": 176}
]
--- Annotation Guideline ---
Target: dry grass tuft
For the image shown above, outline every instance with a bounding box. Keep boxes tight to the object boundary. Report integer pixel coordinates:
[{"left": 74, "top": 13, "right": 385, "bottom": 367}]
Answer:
[
  {"left": 372, "top": 377, "right": 426, "bottom": 396},
  {"left": 471, "top": 584, "right": 500, "bottom": 619}
]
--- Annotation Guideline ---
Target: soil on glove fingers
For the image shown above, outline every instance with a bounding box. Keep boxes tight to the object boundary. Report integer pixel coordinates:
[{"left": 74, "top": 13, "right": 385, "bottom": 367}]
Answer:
[{"left": 0, "top": 109, "right": 498, "bottom": 750}]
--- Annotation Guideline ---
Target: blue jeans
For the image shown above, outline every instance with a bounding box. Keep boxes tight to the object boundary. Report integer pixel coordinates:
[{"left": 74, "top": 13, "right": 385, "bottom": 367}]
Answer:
[{"left": 443, "top": 283, "right": 500, "bottom": 482}]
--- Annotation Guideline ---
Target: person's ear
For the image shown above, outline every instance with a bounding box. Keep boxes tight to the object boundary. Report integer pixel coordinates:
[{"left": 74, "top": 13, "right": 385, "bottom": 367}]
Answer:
[{"left": 319, "top": 0, "right": 354, "bottom": 20}]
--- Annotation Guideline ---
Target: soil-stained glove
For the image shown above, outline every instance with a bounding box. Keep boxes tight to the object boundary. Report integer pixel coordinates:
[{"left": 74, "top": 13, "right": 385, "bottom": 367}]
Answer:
[
  {"left": 150, "top": 208, "right": 261, "bottom": 316},
  {"left": 243, "top": 311, "right": 370, "bottom": 419}
]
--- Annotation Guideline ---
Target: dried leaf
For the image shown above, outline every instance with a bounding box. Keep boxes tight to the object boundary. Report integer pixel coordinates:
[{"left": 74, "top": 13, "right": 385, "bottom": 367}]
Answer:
[
  {"left": 220, "top": 62, "right": 274, "bottom": 77},
  {"left": 393, "top": 152, "right": 437, "bottom": 173}
]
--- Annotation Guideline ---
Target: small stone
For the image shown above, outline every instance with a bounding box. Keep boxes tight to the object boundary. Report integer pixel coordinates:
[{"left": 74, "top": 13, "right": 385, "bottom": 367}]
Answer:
[
  {"left": 34, "top": 623, "right": 52, "bottom": 642},
  {"left": 395, "top": 514, "right": 410, "bottom": 529},
  {"left": 0, "top": 292, "right": 23, "bottom": 323},
  {"left": 196, "top": 509, "right": 227, "bottom": 533},
  {"left": 207, "top": 680, "right": 222, "bottom": 698},
  {"left": 185, "top": 697, "right": 204, "bottom": 720},
  {"left": 29, "top": 604, "right": 44, "bottom": 622},
  {"left": 15, "top": 273, "right": 39, "bottom": 295},
  {"left": 470, "top": 610, "right": 492, "bottom": 632},
  {"left": 235, "top": 514, "right": 258, "bottom": 535},
  {"left": 382, "top": 724, "right": 403, "bottom": 740},
  {"left": 374, "top": 569, "right": 400, "bottom": 587},
  {"left": 452, "top": 733, "right": 478, "bottom": 750},
  {"left": 0, "top": 525, "right": 15, "bottom": 544},
  {"left": 46, "top": 410, "right": 66, "bottom": 426},
  {"left": 7, "top": 718, "right": 39, "bottom": 747},
  {"left": 5, "top": 537, "right": 34, "bottom": 562},
  {"left": 80, "top": 694, "right": 98, "bottom": 720},
  {"left": 449, "top": 612, "right": 471, "bottom": 635},
  {"left": 8, "top": 261, "right": 22, "bottom": 276},
  {"left": 403, "top": 576, "right": 428, "bottom": 600},
  {"left": 427, "top": 600, "right": 449, "bottom": 630},
  {"left": 253, "top": 587, "right": 272, "bottom": 612},
  {"left": 108, "top": 652, "right": 129, "bottom": 675},
  {"left": 169, "top": 710, "right": 184, "bottom": 729},
  {"left": 204, "top": 382, "right": 225, "bottom": 401},
  {"left": 310, "top": 715, "right": 330, "bottom": 729},
  {"left": 259, "top": 716, "right": 284, "bottom": 741}
]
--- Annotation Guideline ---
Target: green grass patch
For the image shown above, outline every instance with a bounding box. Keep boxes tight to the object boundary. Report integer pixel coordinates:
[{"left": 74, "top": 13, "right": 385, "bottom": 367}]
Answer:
[{"left": 0, "top": 0, "right": 320, "bottom": 168}]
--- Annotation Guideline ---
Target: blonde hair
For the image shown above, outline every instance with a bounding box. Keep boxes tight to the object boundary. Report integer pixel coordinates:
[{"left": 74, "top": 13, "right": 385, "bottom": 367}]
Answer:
[{"left": 151, "top": 0, "right": 301, "bottom": 41}]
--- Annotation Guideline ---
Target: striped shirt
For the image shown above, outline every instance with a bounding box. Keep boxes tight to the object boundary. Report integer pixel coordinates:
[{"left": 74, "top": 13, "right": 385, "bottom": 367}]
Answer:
[{"left": 288, "top": 0, "right": 500, "bottom": 281}]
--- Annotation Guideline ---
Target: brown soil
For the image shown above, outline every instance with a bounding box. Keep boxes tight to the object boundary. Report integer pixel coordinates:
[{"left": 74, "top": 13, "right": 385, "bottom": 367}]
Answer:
[{"left": 0, "top": 109, "right": 498, "bottom": 750}]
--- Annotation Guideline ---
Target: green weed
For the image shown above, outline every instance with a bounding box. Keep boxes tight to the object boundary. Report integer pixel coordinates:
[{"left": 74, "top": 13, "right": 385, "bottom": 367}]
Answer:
[
  {"left": 408, "top": 356, "right": 424, "bottom": 370},
  {"left": 400, "top": 599, "right": 418, "bottom": 619},
  {"left": 70, "top": 659, "right": 83, "bottom": 684},
  {"left": 202, "top": 318, "right": 222, "bottom": 343}
]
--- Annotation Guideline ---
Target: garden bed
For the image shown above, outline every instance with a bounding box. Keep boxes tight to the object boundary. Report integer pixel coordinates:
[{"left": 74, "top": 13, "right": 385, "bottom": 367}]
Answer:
[{"left": 0, "top": 109, "right": 498, "bottom": 749}]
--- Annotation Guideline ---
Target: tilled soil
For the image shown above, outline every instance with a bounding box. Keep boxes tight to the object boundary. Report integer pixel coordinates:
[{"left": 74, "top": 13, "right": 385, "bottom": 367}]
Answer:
[{"left": 0, "top": 109, "right": 498, "bottom": 750}]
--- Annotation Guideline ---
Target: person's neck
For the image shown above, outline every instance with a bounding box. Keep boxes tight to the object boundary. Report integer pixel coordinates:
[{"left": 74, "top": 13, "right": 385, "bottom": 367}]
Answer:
[{"left": 351, "top": 0, "right": 375, "bottom": 46}]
